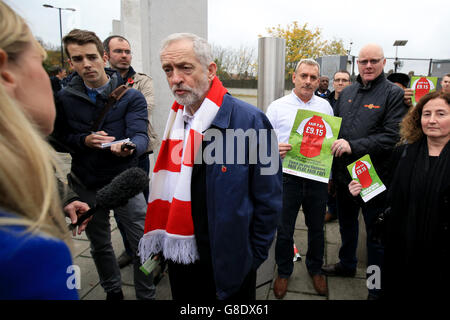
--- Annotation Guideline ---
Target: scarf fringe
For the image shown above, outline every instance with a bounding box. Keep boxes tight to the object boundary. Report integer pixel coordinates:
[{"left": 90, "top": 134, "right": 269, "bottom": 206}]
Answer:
[{"left": 138, "top": 230, "right": 199, "bottom": 265}]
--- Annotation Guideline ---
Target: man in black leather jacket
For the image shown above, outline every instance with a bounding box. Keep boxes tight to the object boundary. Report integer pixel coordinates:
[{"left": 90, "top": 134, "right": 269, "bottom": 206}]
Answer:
[{"left": 321, "top": 43, "right": 408, "bottom": 300}]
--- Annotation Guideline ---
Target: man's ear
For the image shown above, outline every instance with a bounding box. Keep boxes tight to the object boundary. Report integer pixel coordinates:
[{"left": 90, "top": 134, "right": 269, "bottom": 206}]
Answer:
[
  {"left": 67, "top": 58, "right": 73, "bottom": 69},
  {"left": 0, "top": 49, "right": 17, "bottom": 93},
  {"left": 207, "top": 62, "right": 217, "bottom": 81}
]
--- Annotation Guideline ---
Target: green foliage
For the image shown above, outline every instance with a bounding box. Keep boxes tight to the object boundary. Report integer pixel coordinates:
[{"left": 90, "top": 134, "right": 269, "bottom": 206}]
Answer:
[
  {"left": 37, "top": 37, "right": 68, "bottom": 74},
  {"left": 262, "top": 21, "right": 347, "bottom": 79}
]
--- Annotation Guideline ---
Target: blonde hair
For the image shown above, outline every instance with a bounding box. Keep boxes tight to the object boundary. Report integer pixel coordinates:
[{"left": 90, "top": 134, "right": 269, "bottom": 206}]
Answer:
[{"left": 0, "top": 1, "right": 71, "bottom": 246}]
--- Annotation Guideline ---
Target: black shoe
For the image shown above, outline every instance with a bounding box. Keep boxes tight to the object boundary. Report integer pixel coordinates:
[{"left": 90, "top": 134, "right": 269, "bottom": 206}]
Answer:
[
  {"left": 321, "top": 263, "right": 356, "bottom": 277},
  {"left": 106, "top": 290, "right": 124, "bottom": 300},
  {"left": 117, "top": 251, "right": 133, "bottom": 268}
]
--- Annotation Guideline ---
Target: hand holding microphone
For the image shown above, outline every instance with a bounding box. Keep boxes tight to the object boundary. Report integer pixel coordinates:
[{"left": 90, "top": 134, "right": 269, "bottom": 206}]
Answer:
[
  {"left": 64, "top": 200, "right": 91, "bottom": 236},
  {"left": 69, "top": 167, "right": 149, "bottom": 230}
]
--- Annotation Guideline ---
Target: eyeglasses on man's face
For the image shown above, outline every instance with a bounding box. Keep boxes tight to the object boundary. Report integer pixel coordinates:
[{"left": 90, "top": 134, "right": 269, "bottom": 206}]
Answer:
[{"left": 358, "top": 58, "right": 383, "bottom": 66}]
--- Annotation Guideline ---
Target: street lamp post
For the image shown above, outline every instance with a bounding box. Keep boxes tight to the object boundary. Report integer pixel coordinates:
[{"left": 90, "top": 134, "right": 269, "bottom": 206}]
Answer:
[
  {"left": 43, "top": 4, "right": 76, "bottom": 68},
  {"left": 393, "top": 40, "right": 408, "bottom": 73}
]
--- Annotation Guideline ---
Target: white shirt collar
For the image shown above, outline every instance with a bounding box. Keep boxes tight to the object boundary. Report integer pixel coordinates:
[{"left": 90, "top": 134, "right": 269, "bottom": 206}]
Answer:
[
  {"left": 182, "top": 106, "right": 196, "bottom": 125},
  {"left": 291, "top": 89, "right": 315, "bottom": 105}
]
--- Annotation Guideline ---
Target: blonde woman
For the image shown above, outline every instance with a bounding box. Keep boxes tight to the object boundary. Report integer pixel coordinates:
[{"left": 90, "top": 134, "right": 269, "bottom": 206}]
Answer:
[{"left": 0, "top": 1, "right": 78, "bottom": 299}]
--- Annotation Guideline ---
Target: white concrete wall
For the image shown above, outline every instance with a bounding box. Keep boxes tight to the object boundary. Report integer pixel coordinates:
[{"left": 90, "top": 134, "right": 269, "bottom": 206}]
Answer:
[
  {"left": 115, "top": 0, "right": 207, "bottom": 157},
  {"left": 112, "top": 19, "right": 123, "bottom": 36},
  {"left": 120, "top": 0, "right": 144, "bottom": 73},
  {"left": 114, "top": 0, "right": 207, "bottom": 162},
  {"left": 143, "top": 0, "right": 207, "bottom": 159}
]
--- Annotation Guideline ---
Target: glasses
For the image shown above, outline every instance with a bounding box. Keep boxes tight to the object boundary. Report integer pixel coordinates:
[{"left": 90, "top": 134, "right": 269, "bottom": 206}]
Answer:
[
  {"left": 334, "top": 78, "right": 349, "bottom": 83},
  {"left": 358, "top": 58, "right": 383, "bottom": 66}
]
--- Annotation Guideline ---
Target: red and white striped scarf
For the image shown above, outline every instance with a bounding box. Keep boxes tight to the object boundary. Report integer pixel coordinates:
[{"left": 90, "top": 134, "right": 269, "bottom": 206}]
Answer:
[{"left": 139, "top": 77, "right": 227, "bottom": 264}]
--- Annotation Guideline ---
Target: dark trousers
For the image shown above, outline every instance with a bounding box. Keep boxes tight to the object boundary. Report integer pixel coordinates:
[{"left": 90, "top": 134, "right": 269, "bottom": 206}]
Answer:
[
  {"left": 335, "top": 182, "right": 384, "bottom": 296},
  {"left": 167, "top": 260, "right": 256, "bottom": 301},
  {"left": 327, "top": 192, "right": 337, "bottom": 218},
  {"left": 69, "top": 175, "right": 155, "bottom": 299},
  {"left": 275, "top": 174, "right": 328, "bottom": 277},
  {"left": 115, "top": 153, "right": 150, "bottom": 257}
]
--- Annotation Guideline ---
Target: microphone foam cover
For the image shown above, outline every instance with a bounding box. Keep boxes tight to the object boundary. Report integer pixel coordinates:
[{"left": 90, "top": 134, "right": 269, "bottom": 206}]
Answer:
[{"left": 96, "top": 167, "right": 149, "bottom": 209}]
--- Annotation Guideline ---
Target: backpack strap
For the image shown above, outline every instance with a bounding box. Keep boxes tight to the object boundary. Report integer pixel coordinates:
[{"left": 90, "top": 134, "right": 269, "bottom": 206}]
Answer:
[{"left": 90, "top": 85, "right": 130, "bottom": 132}]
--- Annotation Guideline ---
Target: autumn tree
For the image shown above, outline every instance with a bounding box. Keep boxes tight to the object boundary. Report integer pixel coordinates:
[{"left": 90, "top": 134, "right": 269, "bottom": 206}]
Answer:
[
  {"left": 36, "top": 37, "right": 69, "bottom": 74},
  {"left": 262, "top": 21, "right": 347, "bottom": 78}
]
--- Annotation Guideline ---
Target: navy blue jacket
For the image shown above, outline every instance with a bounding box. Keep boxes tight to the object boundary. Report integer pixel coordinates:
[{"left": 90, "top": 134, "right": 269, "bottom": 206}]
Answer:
[
  {"left": 198, "top": 94, "right": 282, "bottom": 299},
  {"left": 53, "top": 69, "right": 149, "bottom": 189}
]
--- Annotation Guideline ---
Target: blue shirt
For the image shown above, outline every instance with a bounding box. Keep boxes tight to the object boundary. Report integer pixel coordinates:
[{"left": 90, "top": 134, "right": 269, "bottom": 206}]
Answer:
[{"left": 0, "top": 211, "right": 79, "bottom": 300}]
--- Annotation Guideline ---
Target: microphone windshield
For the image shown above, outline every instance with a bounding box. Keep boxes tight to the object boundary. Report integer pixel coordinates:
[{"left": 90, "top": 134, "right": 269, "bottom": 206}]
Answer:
[{"left": 96, "top": 167, "right": 149, "bottom": 209}]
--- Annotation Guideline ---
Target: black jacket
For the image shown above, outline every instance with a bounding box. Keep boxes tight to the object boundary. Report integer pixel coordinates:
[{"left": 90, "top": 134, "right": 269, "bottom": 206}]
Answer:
[
  {"left": 327, "top": 90, "right": 337, "bottom": 109},
  {"left": 52, "top": 69, "right": 149, "bottom": 189},
  {"left": 383, "top": 139, "right": 450, "bottom": 298},
  {"left": 332, "top": 73, "right": 408, "bottom": 185}
]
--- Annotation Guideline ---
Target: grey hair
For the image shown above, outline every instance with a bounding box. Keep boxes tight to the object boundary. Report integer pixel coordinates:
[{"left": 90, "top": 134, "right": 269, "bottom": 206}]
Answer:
[
  {"left": 160, "top": 33, "right": 213, "bottom": 69},
  {"left": 295, "top": 58, "right": 320, "bottom": 75}
]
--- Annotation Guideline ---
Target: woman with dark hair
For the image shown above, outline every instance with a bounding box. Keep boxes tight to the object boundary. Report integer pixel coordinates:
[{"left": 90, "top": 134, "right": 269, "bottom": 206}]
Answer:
[{"left": 349, "top": 90, "right": 450, "bottom": 298}]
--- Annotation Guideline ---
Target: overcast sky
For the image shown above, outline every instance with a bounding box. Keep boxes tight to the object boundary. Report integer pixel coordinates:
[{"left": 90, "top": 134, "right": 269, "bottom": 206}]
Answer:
[{"left": 6, "top": 0, "right": 449, "bottom": 75}]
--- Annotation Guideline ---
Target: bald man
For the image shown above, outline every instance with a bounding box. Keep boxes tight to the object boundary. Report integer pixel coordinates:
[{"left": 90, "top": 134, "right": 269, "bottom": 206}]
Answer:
[{"left": 322, "top": 44, "right": 408, "bottom": 300}]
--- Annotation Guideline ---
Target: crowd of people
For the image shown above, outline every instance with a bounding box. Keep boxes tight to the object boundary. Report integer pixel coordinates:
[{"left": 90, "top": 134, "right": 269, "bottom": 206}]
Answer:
[{"left": 0, "top": 0, "right": 449, "bottom": 301}]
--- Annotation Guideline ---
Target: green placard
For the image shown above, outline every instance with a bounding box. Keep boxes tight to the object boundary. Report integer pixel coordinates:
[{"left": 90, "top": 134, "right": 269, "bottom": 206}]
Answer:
[
  {"left": 283, "top": 109, "right": 342, "bottom": 183},
  {"left": 410, "top": 76, "right": 438, "bottom": 105},
  {"left": 347, "top": 154, "right": 386, "bottom": 202}
]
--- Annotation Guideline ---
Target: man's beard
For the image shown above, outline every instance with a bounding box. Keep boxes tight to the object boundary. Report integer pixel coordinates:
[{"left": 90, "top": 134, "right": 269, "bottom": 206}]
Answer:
[
  {"left": 110, "top": 61, "right": 130, "bottom": 73},
  {"left": 171, "top": 76, "right": 210, "bottom": 108}
]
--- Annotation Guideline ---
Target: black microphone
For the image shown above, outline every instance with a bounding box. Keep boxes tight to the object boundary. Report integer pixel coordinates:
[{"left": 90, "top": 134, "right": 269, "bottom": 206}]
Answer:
[{"left": 69, "top": 167, "right": 149, "bottom": 230}]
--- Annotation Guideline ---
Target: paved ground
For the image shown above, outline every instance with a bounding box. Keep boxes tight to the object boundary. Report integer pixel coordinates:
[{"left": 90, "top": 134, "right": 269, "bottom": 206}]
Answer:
[{"left": 68, "top": 206, "right": 368, "bottom": 300}]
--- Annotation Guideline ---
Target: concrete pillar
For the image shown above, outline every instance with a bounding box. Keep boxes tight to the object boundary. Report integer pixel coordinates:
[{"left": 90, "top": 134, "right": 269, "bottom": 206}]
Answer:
[
  {"left": 257, "top": 37, "right": 286, "bottom": 113},
  {"left": 112, "top": 19, "right": 123, "bottom": 36},
  {"left": 120, "top": 0, "right": 144, "bottom": 73},
  {"left": 114, "top": 0, "right": 207, "bottom": 162},
  {"left": 140, "top": 0, "right": 207, "bottom": 159},
  {"left": 255, "top": 37, "right": 285, "bottom": 287}
]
